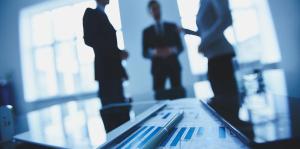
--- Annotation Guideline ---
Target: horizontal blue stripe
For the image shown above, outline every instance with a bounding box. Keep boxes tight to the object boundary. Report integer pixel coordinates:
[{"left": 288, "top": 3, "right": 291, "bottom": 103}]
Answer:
[
  {"left": 124, "top": 126, "right": 155, "bottom": 149},
  {"left": 170, "top": 127, "right": 187, "bottom": 147},
  {"left": 159, "top": 127, "right": 177, "bottom": 147},
  {"left": 116, "top": 126, "right": 146, "bottom": 149},
  {"left": 219, "top": 127, "right": 226, "bottom": 139},
  {"left": 137, "top": 127, "right": 162, "bottom": 148},
  {"left": 184, "top": 127, "right": 195, "bottom": 140},
  {"left": 197, "top": 127, "right": 204, "bottom": 137},
  {"left": 162, "top": 112, "right": 171, "bottom": 119}
]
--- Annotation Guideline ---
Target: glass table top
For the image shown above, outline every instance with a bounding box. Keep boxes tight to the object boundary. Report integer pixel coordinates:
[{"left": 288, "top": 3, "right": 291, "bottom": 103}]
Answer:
[
  {"left": 14, "top": 99, "right": 159, "bottom": 148},
  {"left": 14, "top": 68, "right": 300, "bottom": 148}
]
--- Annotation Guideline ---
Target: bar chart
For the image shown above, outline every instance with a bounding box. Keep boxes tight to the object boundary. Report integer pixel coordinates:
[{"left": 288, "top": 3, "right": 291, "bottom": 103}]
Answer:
[{"left": 113, "top": 99, "right": 249, "bottom": 149}]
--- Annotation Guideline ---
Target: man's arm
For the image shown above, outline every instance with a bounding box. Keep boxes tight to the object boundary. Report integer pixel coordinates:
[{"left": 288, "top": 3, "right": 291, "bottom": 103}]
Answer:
[
  {"left": 173, "top": 24, "right": 184, "bottom": 55},
  {"left": 83, "top": 9, "right": 99, "bottom": 48},
  {"left": 200, "top": 0, "right": 232, "bottom": 49},
  {"left": 142, "top": 29, "right": 153, "bottom": 59},
  {"left": 84, "top": 10, "right": 122, "bottom": 60},
  {"left": 181, "top": 28, "right": 199, "bottom": 36}
]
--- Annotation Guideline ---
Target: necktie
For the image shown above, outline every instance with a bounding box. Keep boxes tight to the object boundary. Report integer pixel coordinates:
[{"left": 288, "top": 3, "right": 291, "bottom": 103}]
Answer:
[{"left": 157, "top": 23, "right": 164, "bottom": 36}]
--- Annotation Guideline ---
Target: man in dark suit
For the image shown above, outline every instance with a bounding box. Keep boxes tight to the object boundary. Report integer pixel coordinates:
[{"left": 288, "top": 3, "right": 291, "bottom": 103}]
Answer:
[
  {"left": 143, "top": 0, "right": 186, "bottom": 100},
  {"left": 83, "top": 0, "right": 130, "bottom": 132}
]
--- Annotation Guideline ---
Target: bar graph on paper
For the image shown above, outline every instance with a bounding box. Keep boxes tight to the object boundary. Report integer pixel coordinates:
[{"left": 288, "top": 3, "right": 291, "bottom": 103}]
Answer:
[{"left": 116, "top": 99, "right": 249, "bottom": 149}]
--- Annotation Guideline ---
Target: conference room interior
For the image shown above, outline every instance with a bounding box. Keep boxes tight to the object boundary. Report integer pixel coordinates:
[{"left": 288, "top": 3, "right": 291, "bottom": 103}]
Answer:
[{"left": 0, "top": 0, "right": 300, "bottom": 148}]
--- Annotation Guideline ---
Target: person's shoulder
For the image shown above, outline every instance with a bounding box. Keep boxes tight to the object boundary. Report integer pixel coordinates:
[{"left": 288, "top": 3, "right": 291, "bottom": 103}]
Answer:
[
  {"left": 164, "top": 22, "right": 179, "bottom": 32},
  {"left": 164, "top": 22, "right": 178, "bottom": 28},
  {"left": 84, "top": 8, "right": 96, "bottom": 17},
  {"left": 84, "top": 8, "right": 105, "bottom": 19},
  {"left": 143, "top": 25, "right": 155, "bottom": 33},
  {"left": 84, "top": 8, "right": 96, "bottom": 14}
]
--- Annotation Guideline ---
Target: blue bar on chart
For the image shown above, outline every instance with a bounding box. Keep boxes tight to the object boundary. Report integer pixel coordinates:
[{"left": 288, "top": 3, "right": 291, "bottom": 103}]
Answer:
[
  {"left": 184, "top": 127, "right": 195, "bottom": 140},
  {"left": 170, "top": 127, "right": 187, "bottom": 147},
  {"left": 196, "top": 127, "right": 204, "bottom": 137},
  {"left": 159, "top": 128, "right": 178, "bottom": 147},
  {"left": 219, "top": 127, "right": 226, "bottom": 139},
  {"left": 124, "top": 126, "right": 155, "bottom": 149},
  {"left": 137, "top": 127, "right": 162, "bottom": 148},
  {"left": 162, "top": 112, "right": 171, "bottom": 119},
  {"left": 116, "top": 126, "right": 146, "bottom": 149}
]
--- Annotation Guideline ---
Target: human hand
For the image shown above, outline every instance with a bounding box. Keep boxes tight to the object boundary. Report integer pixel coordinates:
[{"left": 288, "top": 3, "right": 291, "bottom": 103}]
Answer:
[
  {"left": 177, "top": 26, "right": 183, "bottom": 33},
  {"left": 120, "top": 50, "right": 129, "bottom": 60},
  {"left": 121, "top": 68, "right": 129, "bottom": 81},
  {"left": 198, "top": 43, "right": 205, "bottom": 54},
  {"left": 156, "top": 47, "right": 172, "bottom": 58},
  {"left": 122, "top": 75, "right": 129, "bottom": 81}
]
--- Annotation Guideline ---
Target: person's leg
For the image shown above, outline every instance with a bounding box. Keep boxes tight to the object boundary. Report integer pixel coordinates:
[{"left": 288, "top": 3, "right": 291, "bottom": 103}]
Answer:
[
  {"left": 169, "top": 68, "right": 181, "bottom": 88},
  {"left": 153, "top": 70, "right": 168, "bottom": 100},
  {"left": 169, "top": 68, "right": 186, "bottom": 99},
  {"left": 100, "top": 105, "right": 131, "bottom": 133},
  {"left": 208, "top": 55, "right": 239, "bottom": 97},
  {"left": 98, "top": 80, "right": 126, "bottom": 104},
  {"left": 98, "top": 80, "right": 130, "bottom": 132},
  {"left": 207, "top": 55, "right": 240, "bottom": 123}
]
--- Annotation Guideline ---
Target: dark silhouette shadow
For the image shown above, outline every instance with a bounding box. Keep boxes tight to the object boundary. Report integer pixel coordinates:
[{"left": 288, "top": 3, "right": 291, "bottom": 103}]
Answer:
[{"left": 83, "top": 0, "right": 130, "bottom": 132}]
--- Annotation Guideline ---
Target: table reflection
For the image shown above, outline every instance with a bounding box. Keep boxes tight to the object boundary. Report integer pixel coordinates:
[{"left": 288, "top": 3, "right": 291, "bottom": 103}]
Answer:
[
  {"left": 198, "top": 68, "right": 299, "bottom": 146},
  {"left": 20, "top": 98, "right": 157, "bottom": 148},
  {"left": 26, "top": 98, "right": 105, "bottom": 148}
]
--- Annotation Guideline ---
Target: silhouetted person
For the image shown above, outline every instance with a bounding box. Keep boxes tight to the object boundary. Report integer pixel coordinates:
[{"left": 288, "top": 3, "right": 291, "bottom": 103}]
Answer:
[
  {"left": 196, "top": 0, "right": 240, "bottom": 124},
  {"left": 143, "top": 0, "right": 186, "bottom": 100},
  {"left": 83, "top": 0, "right": 130, "bottom": 132},
  {"left": 194, "top": 1, "right": 255, "bottom": 140}
]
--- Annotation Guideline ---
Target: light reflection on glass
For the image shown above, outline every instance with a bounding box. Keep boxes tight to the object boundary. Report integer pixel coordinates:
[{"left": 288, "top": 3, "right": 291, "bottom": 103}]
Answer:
[
  {"left": 27, "top": 98, "right": 106, "bottom": 148},
  {"left": 87, "top": 117, "right": 107, "bottom": 147},
  {"left": 194, "top": 81, "right": 214, "bottom": 100},
  {"left": 44, "top": 105, "right": 66, "bottom": 146},
  {"left": 194, "top": 68, "right": 292, "bottom": 144}
]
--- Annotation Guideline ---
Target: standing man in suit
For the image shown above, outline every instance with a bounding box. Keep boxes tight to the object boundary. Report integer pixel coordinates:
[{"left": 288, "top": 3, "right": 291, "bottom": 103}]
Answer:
[
  {"left": 83, "top": 0, "right": 130, "bottom": 132},
  {"left": 143, "top": 0, "right": 186, "bottom": 100},
  {"left": 196, "top": 0, "right": 240, "bottom": 123}
]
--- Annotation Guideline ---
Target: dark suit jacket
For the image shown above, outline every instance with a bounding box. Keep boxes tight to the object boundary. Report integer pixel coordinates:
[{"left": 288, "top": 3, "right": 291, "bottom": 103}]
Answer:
[
  {"left": 83, "top": 8, "right": 127, "bottom": 81},
  {"left": 143, "top": 22, "right": 183, "bottom": 74}
]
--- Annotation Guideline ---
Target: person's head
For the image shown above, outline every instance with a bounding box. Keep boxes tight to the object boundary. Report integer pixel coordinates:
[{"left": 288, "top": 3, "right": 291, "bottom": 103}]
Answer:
[
  {"left": 148, "top": 0, "right": 161, "bottom": 22},
  {"left": 96, "top": 0, "right": 110, "bottom": 6}
]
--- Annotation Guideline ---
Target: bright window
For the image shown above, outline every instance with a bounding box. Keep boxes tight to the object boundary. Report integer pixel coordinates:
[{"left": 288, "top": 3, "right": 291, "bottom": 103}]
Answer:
[{"left": 20, "top": 0, "right": 125, "bottom": 102}]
